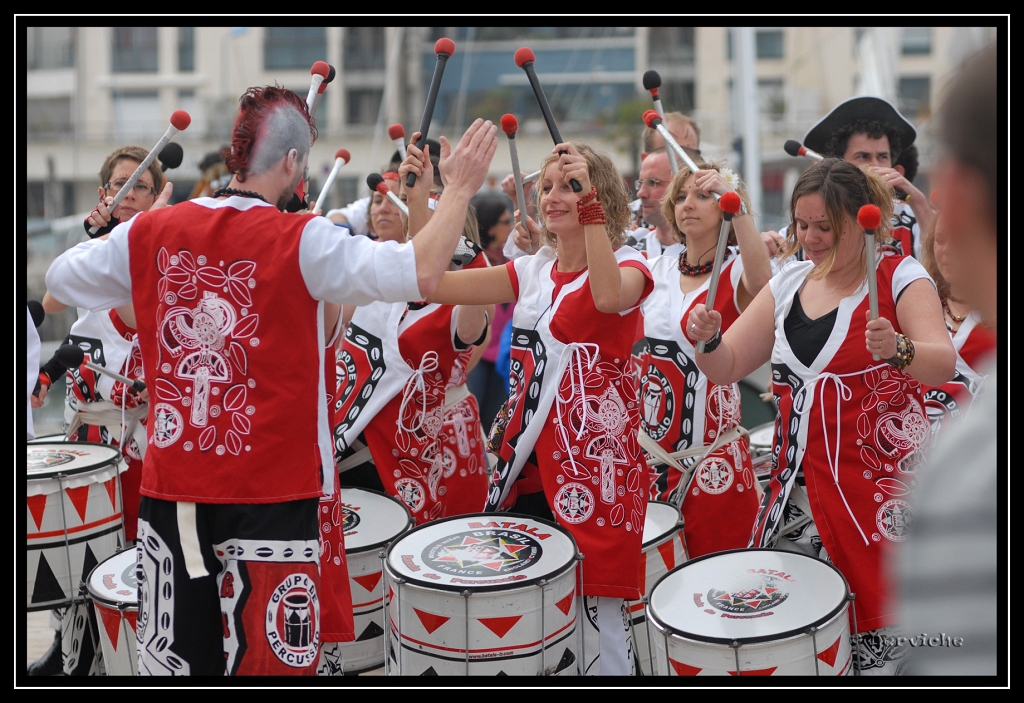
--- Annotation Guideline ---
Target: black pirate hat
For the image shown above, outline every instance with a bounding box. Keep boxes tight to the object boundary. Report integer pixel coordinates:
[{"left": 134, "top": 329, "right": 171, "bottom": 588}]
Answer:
[{"left": 803, "top": 96, "right": 916, "bottom": 155}]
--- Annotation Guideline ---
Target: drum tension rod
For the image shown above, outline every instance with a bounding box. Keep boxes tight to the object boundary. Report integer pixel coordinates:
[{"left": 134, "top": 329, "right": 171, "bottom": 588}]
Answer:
[{"left": 809, "top": 626, "right": 820, "bottom": 676}]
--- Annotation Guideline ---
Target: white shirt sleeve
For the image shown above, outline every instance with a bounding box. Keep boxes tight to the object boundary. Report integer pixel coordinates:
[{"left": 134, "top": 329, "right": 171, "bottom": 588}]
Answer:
[
  {"left": 325, "top": 195, "right": 370, "bottom": 236},
  {"left": 299, "top": 216, "right": 422, "bottom": 306},
  {"left": 44, "top": 223, "right": 135, "bottom": 312},
  {"left": 27, "top": 307, "right": 40, "bottom": 440}
]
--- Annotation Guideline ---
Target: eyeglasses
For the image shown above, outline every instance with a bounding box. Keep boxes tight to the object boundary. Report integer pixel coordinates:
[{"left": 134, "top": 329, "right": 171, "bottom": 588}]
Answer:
[
  {"left": 105, "top": 180, "right": 156, "bottom": 197},
  {"left": 634, "top": 178, "right": 665, "bottom": 192}
]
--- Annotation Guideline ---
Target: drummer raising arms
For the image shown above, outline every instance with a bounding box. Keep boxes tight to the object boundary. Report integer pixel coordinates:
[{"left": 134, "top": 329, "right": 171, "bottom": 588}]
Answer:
[
  {"left": 688, "top": 158, "right": 954, "bottom": 675},
  {"left": 45, "top": 84, "right": 498, "bottom": 676}
]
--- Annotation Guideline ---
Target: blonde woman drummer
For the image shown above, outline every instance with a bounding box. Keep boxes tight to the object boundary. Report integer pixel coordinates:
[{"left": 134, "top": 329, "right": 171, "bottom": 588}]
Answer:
[
  {"left": 427, "top": 142, "right": 654, "bottom": 675},
  {"left": 636, "top": 161, "right": 771, "bottom": 559}
]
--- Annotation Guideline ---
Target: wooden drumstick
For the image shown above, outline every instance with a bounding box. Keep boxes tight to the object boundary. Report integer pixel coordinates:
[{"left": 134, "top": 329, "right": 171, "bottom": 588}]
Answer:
[
  {"left": 696, "top": 192, "right": 742, "bottom": 354},
  {"left": 858, "top": 204, "right": 882, "bottom": 360}
]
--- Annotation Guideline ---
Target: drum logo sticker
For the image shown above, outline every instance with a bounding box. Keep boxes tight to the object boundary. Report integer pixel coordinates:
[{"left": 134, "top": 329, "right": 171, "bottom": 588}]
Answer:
[
  {"left": 265, "top": 573, "right": 320, "bottom": 668},
  {"left": 423, "top": 530, "right": 541, "bottom": 577},
  {"left": 876, "top": 499, "right": 913, "bottom": 542},
  {"left": 27, "top": 451, "right": 76, "bottom": 470},
  {"left": 708, "top": 574, "right": 789, "bottom": 615},
  {"left": 341, "top": 504, "right": 360, "bottom": 532},
  {"left": 554, "top": 482, "right": 595, "bottom": 524}
]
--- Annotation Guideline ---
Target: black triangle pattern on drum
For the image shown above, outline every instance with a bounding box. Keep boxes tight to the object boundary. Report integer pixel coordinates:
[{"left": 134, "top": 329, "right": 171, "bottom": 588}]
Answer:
[
  {"left": 81, "top": 543, "right": 100, "bottom": 595},
  {"left": 496, "top": 670, "right": 508, "bottom": 676},
  {"left": 31, "top": 552, "right": 67, "bottom": 604},
  {"left": 421, "top": 666, "right": 438, "bottom": 675},
  {"left": 356, "top": 619, "right": 385, "bottom": 641},
  {"left": 553, "top": 647, "right": 576, "bottom": 674}
]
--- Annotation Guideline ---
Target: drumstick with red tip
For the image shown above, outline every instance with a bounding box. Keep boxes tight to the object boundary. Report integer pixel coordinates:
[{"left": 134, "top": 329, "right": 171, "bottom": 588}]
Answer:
[
  {"left": 313, "top": 149, "right": 351, "bottom": 216},
  {"left": 858, "top": 204, "right": 883, "bottom": 360},
  {"left": 643, "top": 109, "right": 701, "bottom": 177},
  {"left": 643, "top": 70, "right": 679, "bottom": 174},
  {"left": 305, "top": 61, "right": 331, "bottom": 114},
  {"left": 367, "top": 173, "right": 409, "bottom": 216},
  {"left": 514, "top": 46, "right": 582, "bottom": 193},
  {"left": 56, "top": 344, "right": 146, "bottom": 393},
  {"left": 500, "top": 114, "right": 533, "bottom": 254},
  {"left": 407, "top": 38, "right": 456, "bottom": 188},
  {"left": 309, "top": 64, "right": 336, "bottom": 120},
  {"left": 389, "top": 124, "right": 407, "bottom": 162},
  {"left": 89, "top": 110, "right": 190, "bottom": 235},
  {"left": 783, "top": 139, "right": 825, "bottom": 162},
  {"left": 697, "top": 192, "right": 743, "bottom": 354}
]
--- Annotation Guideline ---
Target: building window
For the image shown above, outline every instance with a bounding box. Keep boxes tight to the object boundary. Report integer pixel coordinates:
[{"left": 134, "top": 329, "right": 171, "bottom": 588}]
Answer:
[
  {"left": 728, "top": 29, "right": 784, "bottom": 60},
  {"left": 112, "top": 90, "right": 161, "bottom": 140},
  {"left": 26, "top": 181, "right": 75, "bottom": 219},
  {"left": 661, "top": 80, "right": 695, "bottom": 114},
  {"left": 648, "top": 27, "right": 695, "bottom": 64},
  {"left": 264, "top": 27, "right": 327, "bottom": 70},
  {"left": 758, "top": 78, "right": 785, "bottom": 121},
  {"left": 27, "top": 27, "right": 76, "bottom": 69},
  {"left": 179, "top": 27, "right": 195, "bottom": 72},
  {"left": 901, "top": 27, "right": 932, "bottom": 55},
  {"left": 345, "top": 27, "right": 385, "bottom": 70},
  {"left": 898, "top": 76, "right": 931, "bottom": 120},
  {"left": 27, "top": 98, "right": 72, "bottom": 140},
  {"left": 347, "top": 88, "right": 383, "bottom": 126},
  {"left": 111, "top": 27, "right": 158, "bottom": 73}
]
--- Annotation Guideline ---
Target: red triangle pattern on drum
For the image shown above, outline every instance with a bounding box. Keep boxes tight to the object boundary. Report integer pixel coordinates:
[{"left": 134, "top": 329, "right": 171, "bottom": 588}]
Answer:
[
  {"left": 817, "top": 634, "right": 842, "bottom": 668},
  {"left": 478, "top": 615, "right": 521, "bottom": 638},
  {"left": 352, "top": 571, "right": 383, "bottom": 593},
  {"left": 66, "top": 484, "right": 90, "bottom": 522},
  {"left": 104, "top": 477, "right": 118, "bottom": 511},
  {"left": 27, "top": 494, "right": 47, "bottom": 531},
  {"left": 657, "top": 539, "right": 677, "bottom": 571},
  {"left": 413, "top": 608, "right": 450, "bottom": 634},
  {"left": 668, "top": 658, "right": 702, "bottom": 676},
  {"left": 126, "top": 609, "right": 138, "bottom": 632},
  {"left": 728, "top": 666, "right": 777, "bottom": 676},
  {"left": 556, "top": 590, "right": 575, "bottom": 616},
  {"left": 97, "top": 606, "right": 124, "bottom": 652}
]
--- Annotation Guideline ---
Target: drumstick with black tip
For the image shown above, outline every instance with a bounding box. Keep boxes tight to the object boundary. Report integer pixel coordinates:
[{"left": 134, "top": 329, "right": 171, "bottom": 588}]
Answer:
[
  {"left": 158, "top": 142, "right": 183, "bottom": 172},
  {"left": 89, "top": 110, "right": 191, "bottom": 235},
  {"left": 56, "top": 344, "right": 146, "bottom": 393},
  {"left": 367, "top": 173, "right": 409, "bottom": 216},
  {"left": 642, "top": 109, "right": 703, "bottom": 179},
  {"left": 783, "top": 139, "right": 825, "bottom": 162},
  {"left": 407, "top": 38, "right": 456, "bottom": 188},
  {"left": 696, "top": 192, "right": 743, "bottom": 354},
  {"left": 500, "top": 114, "right": 533, "bottom": 254},
  {"left": 389, "top": 124, "right": 407, "bottom": 161},
  {"left": 313, "top": 149, "right": 351, "bottom": 216},
  {"left": 858, "top": 204, "right": 883, "bottom": 360},
  {"left": 514, "top": 46, "right": 582, "bottom": 193},
  {"left": 642, "top": 69, "right": 679, "bottom": 174}
]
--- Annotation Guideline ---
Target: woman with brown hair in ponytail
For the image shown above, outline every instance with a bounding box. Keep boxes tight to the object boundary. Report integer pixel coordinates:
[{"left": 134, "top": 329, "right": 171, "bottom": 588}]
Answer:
[{"left": 688, "top": 158, "right": 955, "bottom": 675}]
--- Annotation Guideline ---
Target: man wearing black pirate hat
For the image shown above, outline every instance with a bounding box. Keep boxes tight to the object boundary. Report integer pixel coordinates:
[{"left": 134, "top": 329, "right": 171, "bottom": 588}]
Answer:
[{"left": 804, "top": 95, "right": 932, "bottom": 260}]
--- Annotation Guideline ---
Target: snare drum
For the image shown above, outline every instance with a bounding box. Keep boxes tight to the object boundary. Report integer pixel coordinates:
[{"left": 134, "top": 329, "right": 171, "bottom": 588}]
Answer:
[
  {"left": 628, "top": 502, "right": 687, "bottom": 675},
  {"left": 747, "top": 422, "right": 775, "bottom": 459},
  {"left": 86, "top": 548, "right": 138, "bottom": 676},
  {"left": 28, "top": 433, "right": 69, "bottom": 444},
  {"left": 27, "top": 443, "right": 125, "bottom": 610},
  {"left": 336, "top": 487, "right": 413, "bottom": 674},
  {"left": 384, "top": 514, "right": 580, "bottom": 676},
  {"left": 647, "top": 549, "right": 852, "bottom": 676}
]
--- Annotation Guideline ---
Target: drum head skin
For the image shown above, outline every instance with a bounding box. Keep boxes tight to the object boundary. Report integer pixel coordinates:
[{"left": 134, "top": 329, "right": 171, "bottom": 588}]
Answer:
[
  {"left": 87, "top": 549, "right": 138, "bottom": 608},
  {"left": 386, "top": 513, "right": 578, "bottom": 593},
  {"left": 27, "top": 442, "right": 121, "bottom": 478},
  {"left": 642, "top": 502, "right": 682, "bottom": 548},
  {"left": 340, "top": 486, "right": 413, "bottom": 554},
  {"left": 648, "top": 548, "right": 849, "bottom": 645}
]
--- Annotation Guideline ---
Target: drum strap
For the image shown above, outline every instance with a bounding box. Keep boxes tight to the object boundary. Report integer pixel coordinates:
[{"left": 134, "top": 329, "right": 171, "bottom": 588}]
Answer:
[
  {"left": 176, "top": 502, "right": 209, "bottom": 579},
  {"left": 66, "top": 400, "right": 148, "bottom": 453},
  {"left": 337, "top": 439, "right": 374, "bottom": 474},
  {"left": 442, "top": 383, "right": 471, "bottom": 412},
  {"left": 638, "top": 425, "right": 745, "bottom": 472}
]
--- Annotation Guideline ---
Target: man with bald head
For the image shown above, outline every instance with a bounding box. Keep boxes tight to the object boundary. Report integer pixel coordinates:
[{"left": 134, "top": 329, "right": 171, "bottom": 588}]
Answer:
[{"left": 46, "top": 85, "right": 499, "bottom": 675}]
